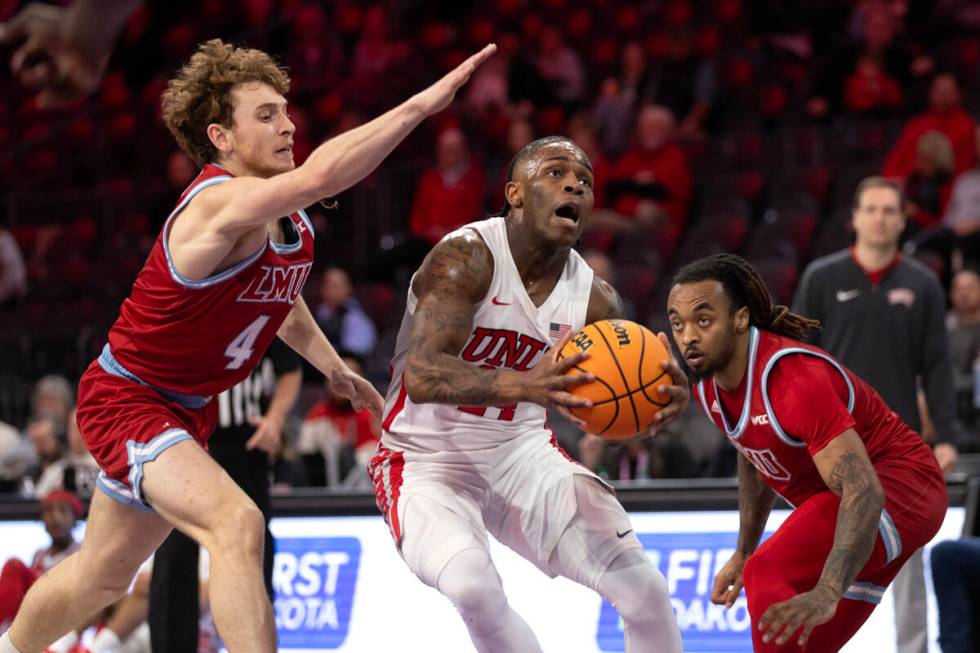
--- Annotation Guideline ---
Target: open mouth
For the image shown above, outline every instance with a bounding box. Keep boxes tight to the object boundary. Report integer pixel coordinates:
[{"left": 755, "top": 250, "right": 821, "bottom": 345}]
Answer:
[
  {"left": 275, "top": 145, "right": 293, "bottom": 155},
  {"left": 554, "top": 202, "right": 580, "bottom": 225},
  {"left": 685, "top": 350, "right": 705, "bottom": 366}
]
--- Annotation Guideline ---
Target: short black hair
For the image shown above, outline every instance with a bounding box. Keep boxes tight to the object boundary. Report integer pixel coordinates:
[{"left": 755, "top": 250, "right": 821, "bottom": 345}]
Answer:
[
  {"left": 672, "top": 254, "right": 821, "bottom": 341},
  {"left": 496, "top": 136, "right": 587, "bottom": 216}
]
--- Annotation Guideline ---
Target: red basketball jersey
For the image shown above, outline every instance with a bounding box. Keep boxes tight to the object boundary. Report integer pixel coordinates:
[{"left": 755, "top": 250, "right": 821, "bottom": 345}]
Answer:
[
  {"left": 105, "top": 164, "right": 314, "bottom": 397},
  {"left": 694, "top": 327, "right": 932, "bottom": 508}
]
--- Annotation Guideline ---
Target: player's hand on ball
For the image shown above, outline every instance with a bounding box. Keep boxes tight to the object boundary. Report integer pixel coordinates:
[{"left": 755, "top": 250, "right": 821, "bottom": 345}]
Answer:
[
  {"left": 758, "top": 586, "right": 837, "bottom": 648},
  {"left": 328, "top": 367, "right": 385, "bottom": 418},
  {"left": 526, "top": 330, "right": 595, "bottom": 417},
  {"left": 640, "top": 332, "right": 690, "bottom": 437},
  {"left": 710, "top": 552, "right": 746, "bottom": 609}
]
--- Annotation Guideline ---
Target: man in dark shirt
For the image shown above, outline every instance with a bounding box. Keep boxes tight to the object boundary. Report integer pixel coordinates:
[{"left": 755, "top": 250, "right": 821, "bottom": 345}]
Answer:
[{"left": 793, "top": 176, "right": 958, "bottom": 653}]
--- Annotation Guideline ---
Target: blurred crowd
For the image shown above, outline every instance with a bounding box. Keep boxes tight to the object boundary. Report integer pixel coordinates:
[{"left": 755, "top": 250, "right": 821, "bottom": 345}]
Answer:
[{"left": 1, "top": 0, "right": 980, "bottom": 494}]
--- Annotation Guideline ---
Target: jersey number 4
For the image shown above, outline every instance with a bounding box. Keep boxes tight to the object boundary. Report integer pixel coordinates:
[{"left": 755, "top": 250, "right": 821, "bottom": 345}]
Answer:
[{"left": 225, "top": 315, "right": 271, "bottom": 370}]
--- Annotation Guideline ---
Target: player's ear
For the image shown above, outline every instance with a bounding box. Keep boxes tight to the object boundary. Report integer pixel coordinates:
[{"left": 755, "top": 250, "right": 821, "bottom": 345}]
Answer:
[
  {"left": 505, "top": 180, "right": 523, "bottom": 209},
  {"left": 207, "top": 123, "right": 231, "bottom": 155},
  {"left": 734, "top": 306, "right": 750, "bottom": 334}
]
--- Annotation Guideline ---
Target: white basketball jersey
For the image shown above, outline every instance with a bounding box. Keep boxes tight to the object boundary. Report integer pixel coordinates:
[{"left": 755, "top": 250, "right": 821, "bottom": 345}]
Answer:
[{"left": 381, "top": 217, "right": 594, "bottom": 452}]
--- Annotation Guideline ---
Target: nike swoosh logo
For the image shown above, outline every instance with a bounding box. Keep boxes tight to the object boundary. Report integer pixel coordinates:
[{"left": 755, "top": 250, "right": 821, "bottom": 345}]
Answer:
[
  {"left": 836, "top": 289, "right": 861, "bottom": 302},
  {"left": 491, "top": 296, "right": 511, "bottom": 306},
  {"left": 616, "top": 529, "right": 633, "bottom": 539}
]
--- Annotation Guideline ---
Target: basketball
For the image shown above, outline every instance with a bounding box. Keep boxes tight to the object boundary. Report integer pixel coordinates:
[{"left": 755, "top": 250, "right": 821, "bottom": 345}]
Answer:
[{"left": 558, "top": 319, "right": 673, "bottom": 440}]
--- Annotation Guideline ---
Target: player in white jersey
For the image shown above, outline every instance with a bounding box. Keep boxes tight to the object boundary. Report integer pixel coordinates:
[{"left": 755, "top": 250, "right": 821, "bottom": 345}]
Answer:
[{"left": 370, "top": 136, "right": 688, "bottom": 652}]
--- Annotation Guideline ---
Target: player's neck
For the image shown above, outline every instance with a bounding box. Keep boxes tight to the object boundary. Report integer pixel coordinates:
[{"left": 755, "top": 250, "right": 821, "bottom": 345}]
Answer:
[
  {"left": 506, "top": 222, "right": 569, "bottom": 289},
  {"left": 853, "top": 241, "right": 898, "bottom": 272},
  {"left": 715, "top": 331, "right": 750, "bottom": 393},
  {"left": 213, "top": 156, "right": 270, "bottom": 180}
]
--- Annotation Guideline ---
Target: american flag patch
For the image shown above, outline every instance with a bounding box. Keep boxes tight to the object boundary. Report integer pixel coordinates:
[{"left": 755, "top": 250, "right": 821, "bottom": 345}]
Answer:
[{"left": 549, "top": 322, "right": 571, "bottom": 340}]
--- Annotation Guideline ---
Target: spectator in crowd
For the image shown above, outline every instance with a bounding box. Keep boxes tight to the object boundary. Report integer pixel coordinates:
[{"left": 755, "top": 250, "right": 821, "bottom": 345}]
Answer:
[
  {"left": 940, "top": 127, "right": 980, "bottom": 261},
  {"left": 532, "top": 25, "right": 585, "bottom": 109},
  {"left": 807, "top": 3, "right": 930, "bottom": 118},
  {"left": 408, "top": 127, "right": 487, "bottom": 247},
  {"left": 349, "top": 5, "right": 412, "bottom": 111},
  {"left": 24, "top": 415, "right": 64, "bottom": 490},
  {"left": 31, "top": 375, "right": 74, "bottom": 433},
  {"left": 314, "top": 267, "right": 377, "bottom": 359},
  {"left": 0, "top": 423, "right": 21, "bottom": 494},
  {"left": 0, "top": 490, "right": 81, "bottom": 633},
  {"left": 34, "top": 409, "right": 100, "bottom": 499},
  {"left": 0, "top": 212, "right": 27, "bottom": 307},
  {"left": 597, "top": 105, "right": 693, "bottom": 250},
  {"left": 283, "top": 4, "right": 345, "bottom": 99},
  {"left": 903, "top": 130, "right": 955, "bottom": 232},
  {"left": 883, "top": 73, "right": 977, "bottom": 179},
  {"left": 793, "top": 176, "right": 959, "bottom": 653},
  {"left": 930, "top": 536, "right": 980, "bottom": 653},
  {"left": 297, "top": 355, "right": 379, "bottom": 488},
  {"left": 592, "top": 42, "right": 649, "bottom": 159},
  {"left": 648, "top": 29, "right": 717, "bottom": 142},
  {"left": 947, "top": 268, "right": 980, "bottom": 452}
]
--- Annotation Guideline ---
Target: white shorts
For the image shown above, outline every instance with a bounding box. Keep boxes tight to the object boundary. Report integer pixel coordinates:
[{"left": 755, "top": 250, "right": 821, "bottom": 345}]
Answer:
[{"left": 370, "top": 429, "right": 643, "bottom": 588}]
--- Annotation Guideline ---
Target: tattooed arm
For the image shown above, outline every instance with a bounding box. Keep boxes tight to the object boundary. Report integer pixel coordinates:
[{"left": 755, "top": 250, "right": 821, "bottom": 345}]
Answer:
[
  {"left": 735, "top": 452, "right": 777, "bottom": 558},
  {"left": 810, "top": 429, "right": 885, "bottom": 596},
  {"left": 711, "top": 452, "right": 776, "bottom": 608},
  {"left": 402, "top": 230, "right": 592, "bottom": 407},
  {"left": 757, "top": 429, "right": 885, "bottom": 647}
]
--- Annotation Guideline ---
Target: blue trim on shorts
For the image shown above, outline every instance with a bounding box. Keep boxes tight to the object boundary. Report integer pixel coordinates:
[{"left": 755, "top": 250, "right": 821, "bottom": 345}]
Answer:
[
  {"left": 97, "top": 472, "right": 155, "bottom": 513},
  {"left": 878, "top": 508, "right": 902, "bottom": 564},
  {"left": 98, "top": 344, "right": 211, "bottom": 409},
  {"left": 126, "top": 428, "right": 194, "bottom": 508}
]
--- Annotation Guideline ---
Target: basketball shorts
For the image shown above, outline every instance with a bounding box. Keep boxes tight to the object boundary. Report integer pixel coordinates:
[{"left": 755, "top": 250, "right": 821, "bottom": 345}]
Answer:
[
  {"left": 76, "top": 358, "right": 217, "bottom": 512},
  {"left": 741, "top": 456, "right": 947, "bottom": 652},
  {"left": 369, "top": 429, "right": 643, "bottom": 588}
]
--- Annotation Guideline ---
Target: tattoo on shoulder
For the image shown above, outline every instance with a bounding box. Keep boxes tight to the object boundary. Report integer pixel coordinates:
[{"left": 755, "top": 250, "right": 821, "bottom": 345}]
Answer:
[
  {"left": 415, "top": 230, "right": 492, "bottom": 304},
  {"left": 587, "top": 276, "right": 626, "bottom": 322}
]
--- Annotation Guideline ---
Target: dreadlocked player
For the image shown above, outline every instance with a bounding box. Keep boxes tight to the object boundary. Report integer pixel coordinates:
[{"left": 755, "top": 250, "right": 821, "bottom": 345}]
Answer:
[{"left": 666, "top": 254, "right": 946, "bottom": 652}]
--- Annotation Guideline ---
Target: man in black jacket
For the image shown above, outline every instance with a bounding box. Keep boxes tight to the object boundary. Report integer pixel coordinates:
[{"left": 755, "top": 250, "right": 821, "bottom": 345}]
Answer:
[{"left": 793, "top": 175, "right": 958, "bottom": 653}]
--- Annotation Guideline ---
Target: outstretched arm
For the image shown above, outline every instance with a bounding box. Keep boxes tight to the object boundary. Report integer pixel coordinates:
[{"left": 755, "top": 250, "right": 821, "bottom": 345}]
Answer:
[
  {"left": 403, "top": 231, "right": 592, "bottom": 408},
  {"left": 757, "top": 429, "right": 884, "bottom": 648},
  {"left": 278, "top": 297, "right": 383, "bottom": 416},
  {"left": 711, "top": 452, "right": 776, "bottom": 608},
  {"left": 194, "top": 45, "right": 497, "bottom": 238}
]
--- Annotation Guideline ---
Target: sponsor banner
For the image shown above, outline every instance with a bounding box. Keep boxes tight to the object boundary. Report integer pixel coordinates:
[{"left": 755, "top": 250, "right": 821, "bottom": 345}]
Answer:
[{"left": 0, "top": 508, "right": 965, "bottom": 652}]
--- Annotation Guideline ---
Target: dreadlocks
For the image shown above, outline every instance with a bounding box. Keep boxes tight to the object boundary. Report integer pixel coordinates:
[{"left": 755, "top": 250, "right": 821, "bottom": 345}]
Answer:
[
  {"left": 672, "top": 254, "right": 821, "bottom": 341},
  {"left": 496, "top": 136, "right": 587, "bottom": 216}
]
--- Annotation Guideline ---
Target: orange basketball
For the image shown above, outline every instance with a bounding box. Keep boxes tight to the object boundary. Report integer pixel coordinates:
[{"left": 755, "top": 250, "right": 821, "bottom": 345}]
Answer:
[{"left": 558, "top": 319, "right": 673, "bottom": 440}]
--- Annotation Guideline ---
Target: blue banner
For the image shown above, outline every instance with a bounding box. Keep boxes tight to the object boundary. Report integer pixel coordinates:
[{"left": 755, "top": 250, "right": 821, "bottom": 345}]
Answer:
[
  {"left": 273, "top": 536, "right": 361, "bottom": 649},
  {"left": 597, "top": 531, "right": 765, "bottom": 653}
]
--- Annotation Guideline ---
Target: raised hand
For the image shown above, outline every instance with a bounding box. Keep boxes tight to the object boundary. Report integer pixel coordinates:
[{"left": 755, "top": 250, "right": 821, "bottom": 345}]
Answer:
[
  {"left": 412, "top": 44, "right": 497, "bottom": 116},
  {"left": 0, "top": 1, "right": 139, "bottom": 108}
]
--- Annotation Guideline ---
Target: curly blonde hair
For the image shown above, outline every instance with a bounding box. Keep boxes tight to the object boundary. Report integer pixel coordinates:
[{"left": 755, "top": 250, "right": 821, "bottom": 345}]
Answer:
[{"left": 162, "top": 39, "right": 290, "bottom": 166}]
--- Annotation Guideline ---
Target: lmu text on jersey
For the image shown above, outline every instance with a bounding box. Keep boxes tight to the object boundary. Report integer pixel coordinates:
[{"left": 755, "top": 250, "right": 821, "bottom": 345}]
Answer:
[{"left": 238, "top": 263, "right": 313, "bottom": 304}]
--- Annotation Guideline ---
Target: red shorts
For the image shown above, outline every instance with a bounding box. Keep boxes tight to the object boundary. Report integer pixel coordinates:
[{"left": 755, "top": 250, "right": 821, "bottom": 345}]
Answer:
[
  {"left": 741, "top": 455, "right": 947, "bottom": 652},
  {"left": 76, "top": 358, "right": 217, "bottom": 512}
]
